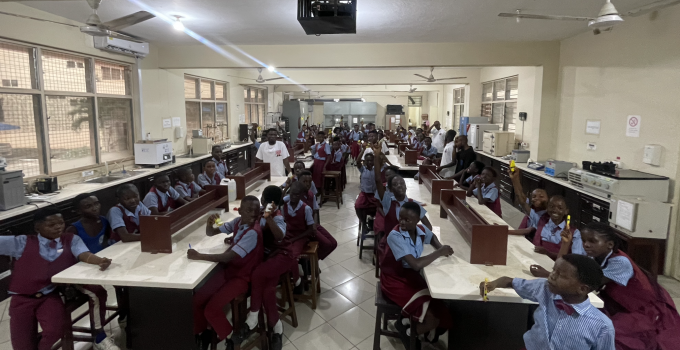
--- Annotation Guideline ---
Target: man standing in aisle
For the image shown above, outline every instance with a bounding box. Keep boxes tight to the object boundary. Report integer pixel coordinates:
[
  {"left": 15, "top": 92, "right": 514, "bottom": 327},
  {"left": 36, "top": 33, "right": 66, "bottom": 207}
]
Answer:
[
  {"left": 256, "top": 128, "right": 291, "bottom": 177},
  {"left": 428, "top": 121, "right": 446, "bottom": 156}
]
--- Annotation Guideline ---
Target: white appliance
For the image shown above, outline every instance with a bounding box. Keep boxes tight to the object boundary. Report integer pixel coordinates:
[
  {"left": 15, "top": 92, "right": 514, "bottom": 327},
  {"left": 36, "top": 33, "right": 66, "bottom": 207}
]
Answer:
[
  {"left": 94, "top": 37, "right": 149, "bottom": 57},
  {"left": 568, "top": 168, "right": 670, "bottom": 201},
  {"left": 134, "top": 141, "right": 173, "bottom": 166},
  {"left": 468, "top": 124, "right": 499, "bottom": 151},
  {"left": 193, "top": 138, "right": 214, "bottom": 155},
  {"left": 0, "top": 169, "right": 24, "bottom": 210},
  {"left": 545, "top": 160, "right": 575, "bottom": 178},
  {"left": 482, "top": 131, "right": 514, "bottom": 156},
  {"left": 512, "top": 150, "right": 530, "bottom": 163},
  {"left": 608, "top": 196, "right": 672, "bottom": 239}
]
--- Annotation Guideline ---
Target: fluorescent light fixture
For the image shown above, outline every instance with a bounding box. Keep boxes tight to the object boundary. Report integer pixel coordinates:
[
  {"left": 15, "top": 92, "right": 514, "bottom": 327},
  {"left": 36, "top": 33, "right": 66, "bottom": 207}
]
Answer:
[
  {"left": 172, "top": 16, "right": 184, "bottom": 31},
  {"left": 334, "top": 99, "right": 339, "bottom": 102},
  {"left": 267, "top": 66, "right": 276, "bottom": 72}
]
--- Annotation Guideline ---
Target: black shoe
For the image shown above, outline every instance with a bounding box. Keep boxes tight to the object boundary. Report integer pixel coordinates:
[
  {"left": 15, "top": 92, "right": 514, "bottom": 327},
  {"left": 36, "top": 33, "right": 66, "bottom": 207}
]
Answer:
[
  {"left": 293, "top": 282, "right": 304, "bottom": 295},
  {"left": 270, "top": 333, "right": 283, "bottom": 350},
  {"left": 224, "top": 338, "right": 235, "bottom": 350},
  {"left": 394, "top": 318, "right": 421, "bottom": 350},
  {"left": 199, "top": 329, "right": 214, "bottom": 350},
  {"left": 231, "top": 325, "right": 252, "bottom": 344}
]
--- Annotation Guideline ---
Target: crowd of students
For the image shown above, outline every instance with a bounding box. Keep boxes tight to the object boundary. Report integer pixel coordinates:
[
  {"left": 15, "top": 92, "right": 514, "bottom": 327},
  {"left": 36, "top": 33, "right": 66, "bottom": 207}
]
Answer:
[{"left": 3, "top": 121, "right": 680, "bottom": 350}]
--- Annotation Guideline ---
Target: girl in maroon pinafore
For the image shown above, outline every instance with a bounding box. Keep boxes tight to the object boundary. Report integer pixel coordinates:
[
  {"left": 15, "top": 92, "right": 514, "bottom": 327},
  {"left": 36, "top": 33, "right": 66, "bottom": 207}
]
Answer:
[
  {"left": 578, "top": 222, "right": 680, "bottom": 350},
  {"left": 294, "top": 171, "right": 337, "bottom": 260},
  {"left": 310, "top": 132, "right": 331, "bottom": 193}
]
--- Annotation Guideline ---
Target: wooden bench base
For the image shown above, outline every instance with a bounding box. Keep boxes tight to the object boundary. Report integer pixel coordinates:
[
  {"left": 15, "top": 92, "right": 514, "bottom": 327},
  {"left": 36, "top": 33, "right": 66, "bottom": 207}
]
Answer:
[
  {"left": 225, "top": 162, "right": 271, "bottom": 199},
  {"left": 418, "top": 165, "right": 455, "bottom": 204}
]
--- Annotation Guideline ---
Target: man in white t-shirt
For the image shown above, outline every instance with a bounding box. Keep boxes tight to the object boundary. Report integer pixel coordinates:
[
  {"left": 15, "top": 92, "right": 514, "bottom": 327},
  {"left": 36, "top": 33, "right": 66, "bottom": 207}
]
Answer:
[
  {"left": 256, "top": 129, "right": 291, "bottom": 177},
  {"left": 437, "top": 129, "right": 458, "bottom": 178},
  {"left": 428, "top": 121, "right": 446, "bottom": 154}
]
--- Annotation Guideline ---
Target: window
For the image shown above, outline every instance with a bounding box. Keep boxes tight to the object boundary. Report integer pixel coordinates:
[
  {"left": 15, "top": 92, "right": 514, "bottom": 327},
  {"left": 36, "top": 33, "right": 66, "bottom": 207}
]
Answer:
[
  {"left": 407, "top": 96, "right": 422, "bottom": 107},
  {"left": 0, "top": 40, "right": 133, "bottom": 177},
  {"left": 243, "top": 86, "right": 267, "bottom": 126},
  {"left": 184, "top": 75, "right": 228, "bottom": 145},
  {"left": 481, "top": 76, "right": 517, "bottom": 131},
  {"left": 452, "top": 87, "right": 465, "bottom": 131}
]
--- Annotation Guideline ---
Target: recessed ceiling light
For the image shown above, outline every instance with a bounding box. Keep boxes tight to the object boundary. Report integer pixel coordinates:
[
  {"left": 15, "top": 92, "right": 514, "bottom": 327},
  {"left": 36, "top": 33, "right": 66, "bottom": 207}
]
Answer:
[{"left": 172, "top": 15, "right": 184, "bottom": 31}]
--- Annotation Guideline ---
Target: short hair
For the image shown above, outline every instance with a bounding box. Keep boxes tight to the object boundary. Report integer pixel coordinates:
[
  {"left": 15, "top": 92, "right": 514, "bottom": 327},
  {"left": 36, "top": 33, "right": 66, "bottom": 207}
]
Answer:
[
  {"left": 204, "top": 160, "right": 216, "bottom": 168},
  {"left": 363, "top": 152, "right": 375, "bottom": 160},
  {"left": 34, "top": 207, "right": 62, "bottom": 223},
  {"left": 154, "top": 173, "right": 170, "bottom": 183},
  {"left": 424, "top": 136, "right": 432, "bottom": 142},
  {"left": 177, "top": 167, "right": 192, "bottom": 177},
  {"left": 262, "top": 186, "right": 283, "bottom": 206},
  {"left": 299, "top": 170, "right": 312, "bottom": 178},
  {"left": 458, "top": 135, "right": 468, "bottom": 143},
  {"left": 471, "top": 161, "right": 486, "bottom": 173},
  {"left": 368, "top": 130, "right": 378, "bottom": 135},
  {"left": 211, "top": 145, "right": 222, "bottom": 151},
  {"left": 549, "top": 194, "right": 567, "bottom": 205},
  {"left": 116, "top": 183, "right": 138, "bottom": 198},
  {"left": 294, "top": 160, "right": 306, "bottom": 168},
  {"left": 290, "top": 181, "right": 307, "bottom": 193},
  {"left": 386, "top": 174, "right": 403, "bottom": 190},
  {"left": 241, "top": 195, "right": 261, "bottom": 208},
  {"left": 401, "top": 201, "right": 421, "bottom": 217},
  {"left": 72, "top": 192, "right": 95, "bottom": 209},
  {"left": 482, "top": 166, "right": 497, "bottom": 177},
  {"left": 317, "top": 131, "right": 325, "bottom": 136},
  {"left": 445, "top": 130, "right": 457, "bottom": 141},
  {"left": 584, "top": 221, "right": 621, "bottom": 251},
  {"left": 332, "top": 136, "right": 341, "bottom": 142},
  {"left": 561, "top": 254, "right": 604, "bottom": 292}
]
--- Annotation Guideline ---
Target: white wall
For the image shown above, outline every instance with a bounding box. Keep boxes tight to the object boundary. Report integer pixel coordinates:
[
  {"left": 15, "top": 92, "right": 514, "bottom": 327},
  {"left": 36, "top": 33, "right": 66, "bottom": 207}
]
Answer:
[{"left": 555, "top": 5, "right": 680, "bottom": 277}]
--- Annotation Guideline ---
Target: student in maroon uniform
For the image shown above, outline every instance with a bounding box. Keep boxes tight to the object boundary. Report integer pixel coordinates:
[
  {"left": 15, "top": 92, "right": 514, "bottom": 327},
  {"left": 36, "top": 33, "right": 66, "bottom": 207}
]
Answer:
[
  {"left": 572, "top": 222, "right": 680, "bottom": 350},
  {"left": 143, "top": 173, "right": 187, "bottom": 215},
  {"left": 507, "top": 168, "right": 549, "bottom": 241},
  {"left": 326, "top": 136, "right": 346, "bottom": 188},
  {"left": 310, "top": 131, "right": 331, "bottom": 193},
  {"left": 189, "top": 196, "right": 263, "bottom": 350},
  {"left": 66, "top": 193, "right": 115, "bottom": 254},
  {"left": 282, "top": 161, "right": 317, "bottom": 197},
  {"left": 242, "top": 184, "right": 314, "bottom": 350},
  {"left": 175, "top": 167, "right": 205, "bottom": 201},
  {"left": 1, "top": 208, "right": 117, "bottom": 350},
  {"left": 379, "top": 202, "right": 454, "bottom": 349},
  {"left": 354, "top": 153, "right": 382, "bottom": 235},
  {"left": 465, "top": 166, "right": 502, "bottom": 217},
  {"left": 348, "top": 124, "right": 363, "bottom": 163},
  {"left": 107, "top": 184, "right": 151, "bottom": 242},
  {"left": 197, "top": 160, "right": 223, "bottom": 187}
]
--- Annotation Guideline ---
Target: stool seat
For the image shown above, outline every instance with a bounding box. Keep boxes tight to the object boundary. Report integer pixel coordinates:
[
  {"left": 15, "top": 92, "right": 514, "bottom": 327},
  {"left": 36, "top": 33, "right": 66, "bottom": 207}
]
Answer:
[
  {"left": 321, "top": 172, "right": 343, "bottom": 209},
  {"left": 373, "top": 282, "right": 418, "bottom": 350},
  {"left": 296, "top": 241, "right": 321, "bottom": 309}
]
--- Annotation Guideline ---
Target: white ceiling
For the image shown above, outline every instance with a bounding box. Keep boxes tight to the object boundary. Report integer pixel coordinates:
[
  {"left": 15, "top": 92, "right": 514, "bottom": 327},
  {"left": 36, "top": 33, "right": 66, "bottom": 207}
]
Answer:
[{"left": 17, "top": 0, "right": 666, "bottom": 45}]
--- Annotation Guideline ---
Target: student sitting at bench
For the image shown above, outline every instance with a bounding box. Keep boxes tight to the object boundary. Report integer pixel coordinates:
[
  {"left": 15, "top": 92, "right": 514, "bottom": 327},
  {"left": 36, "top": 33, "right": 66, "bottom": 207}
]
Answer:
[
  {"left": 175, "top": 167, "right": 205, "bottom": 202},
  {"left": 211, "top": 145, "right": 228, "bottom": 178},
  {"left": 418, "top": 136, "right": 438, "bottom": 165},
  {"left": 453, "top": 161, "right": 485, "bottom": 190},
  {"left": 281, "top": 160, "right": 317, "bottom": 196},
  {"left": 379, "top": 202, "right": 454, "bottom": 349},
  {"left": 465, "top": 166, "right": 502, "bottom": 217},
  {"left": 507, "top": 168, "right": 549, "bottom": 240},
  {"left": 66, "top": 193, "right": 115, "bottom": 254},
  {"left": 355, "top": 153, "right": 382, "bottom": 235},
  {"left": 189, "top": 196, "right": 263, "bottom": 350},
  {"left": 481, "top": 255, "right": 615, "bottom": 350},
  {"left": 197, "top": 160, "right": 223, "bottom": 187},
  {"left": 2, "top": 208, "right": 117, "bottom": 350},
  {"left": 107, "top": 184, "right": 150, "bottom": 242},
  {"left": 143, "top": 173, "right": 187, "bottom": 215}
]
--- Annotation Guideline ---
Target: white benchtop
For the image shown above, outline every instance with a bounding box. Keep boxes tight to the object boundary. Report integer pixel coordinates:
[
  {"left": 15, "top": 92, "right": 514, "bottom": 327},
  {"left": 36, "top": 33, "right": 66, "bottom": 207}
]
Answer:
[
  {"left": 0, "top": 142, "right": 254, "bottom": 221},
  {"left": 403, "top": 180, "right": 604, "bottom": 307},
  {"left": 386, "top": 154, "right": 422, "bottom": 171},
  {"left": 52, "top": 176, "right": 287, "bottom": 289}
]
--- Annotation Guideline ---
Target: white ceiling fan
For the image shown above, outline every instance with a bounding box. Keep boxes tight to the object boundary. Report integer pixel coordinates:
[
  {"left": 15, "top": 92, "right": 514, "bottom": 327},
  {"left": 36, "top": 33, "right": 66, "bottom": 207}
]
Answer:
[
  {"left": 0, "top": 0, "right": 154, "bottom": 42},
  {"left": 240, "top": 68, "right": 288, "bottom": 83},
  {"left": 408, "top": 85, "right": 417, "bottom": 93},
  {"left": 414, "top": 67, "right": 466, "bottom": 83},
  {"left": 499, "top": 0, "right": 680, "bottom": 35}
]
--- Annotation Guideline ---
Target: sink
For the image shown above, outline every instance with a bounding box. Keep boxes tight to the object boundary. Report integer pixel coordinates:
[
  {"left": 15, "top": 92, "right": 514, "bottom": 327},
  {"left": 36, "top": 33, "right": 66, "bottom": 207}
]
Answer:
[
  {"left": 112, "top": 170, "right": 148, "bottom": 176},
  {"left": 83, "top": 176, "right": 125, "bottom": 184}
]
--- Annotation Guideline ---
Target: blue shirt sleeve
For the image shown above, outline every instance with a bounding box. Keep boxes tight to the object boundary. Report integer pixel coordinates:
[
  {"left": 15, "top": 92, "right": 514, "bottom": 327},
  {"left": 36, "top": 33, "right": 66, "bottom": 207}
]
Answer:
[
  {"left": 168, "top": 187, "right": 181, "bottom": 200},
  {"left": 595, "top": 325, "right": 616, "bottom": 350},
  {"left": 218, "top": 217, "right": 239, "bottom": 234},
  {"left": 282, "top": 195, "right": 290, "bottom": 203},
  {"left": 381, "top": 189, "right": 393, "bottom": 214},
  {"left": 569, "top": 229, "right": 587, "bottom": 255},
  {"left": 304, "top": 206, "right": 315, "bottom": 225},
  {"left": 142, "top": 192, "right": 158, "bottom": 209},
  {"left": 324, "top": 144, "right": 332, "bottom": 154},
  {"left": 511, "top": 278, "right": 545, "bottom": 303},
  {"left": 603, "top": 256, "right": 634, "bottom": 286},
  {"left": 310, "top": 182, "right": 318, "bottom": 196},
  {"left": 484, "top": 187, "right": 499, "bottom": 202},
  {"left": 196, "top": 174, "right": 209, "bottom": 187},
  {"left": 231, "top": 229, "right": 258, "bottom": 258},
  {"left": 107, "top": 206, "right": 126, "bottom": 230},
  {"left": 175, "top": 185, "right": 189, "bottom": 198},
  {"left": 422, "top": 226, "right": 434, "bottom": 244},
  {"left": 70, "top": 235, "right": 90, "bottom": 258},
  {"left": 260, "top": 215, "right": 287, "bottom": 238},
  {"left": 0, "top": 236, "right": 27, "bottom": 259},
  {"left": 418, "top": 203, "right": 427, "bottom": 219},
  {"left": 387, "top": 231, "right": 409, "bottom": 261},
  {"left": 192, "top": 182, "right": 203, "bottom": 192},
  {"left": 311, "top": 195, "right": 319, "bottom": 210},
  {"left": 139, "top": 203, "right": 152, "bottom": 216}
]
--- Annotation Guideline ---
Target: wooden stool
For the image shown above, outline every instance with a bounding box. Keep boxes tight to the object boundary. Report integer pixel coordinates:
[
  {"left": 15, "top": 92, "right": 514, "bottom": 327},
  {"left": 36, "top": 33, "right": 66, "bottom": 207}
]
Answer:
[
  {"left": 358, "top": 213, "right": 376, "bottom": 260},
  {"left": 47, "top": 293, "right": 119, "bottom": 350},
  {"left": 295, "top": 242, "right": 321, "bottom": 309},
  {"left": 321, "top": 171, "right": 343, "bottom": 209},
  {"left": 210, "top": 293, "right": 267, "bottom": 350},
  {"left": 277, "top": 271, "right": 298, "bottom": 328},
  {"left": 373, "top": 282, "right": 417, "bottom": 350}
]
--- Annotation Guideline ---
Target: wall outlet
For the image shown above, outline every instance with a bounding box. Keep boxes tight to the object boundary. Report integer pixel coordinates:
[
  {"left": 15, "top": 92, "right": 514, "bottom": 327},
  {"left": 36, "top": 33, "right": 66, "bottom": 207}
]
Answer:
[
  {"left": 520, "top": 142, "right": 529, "bottom": 149},
  {"left": 82, "top": 170, "right": 94, "bottom": 177},
  {"left": 586, "top": 142, "right": 597, "bottom": 151}
]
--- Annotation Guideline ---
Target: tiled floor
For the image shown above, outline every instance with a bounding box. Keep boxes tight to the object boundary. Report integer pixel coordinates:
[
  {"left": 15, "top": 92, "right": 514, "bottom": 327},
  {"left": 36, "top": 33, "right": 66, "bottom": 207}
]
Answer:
[{"left": 1, "top": 166, "right": 680, "bottom": 350}]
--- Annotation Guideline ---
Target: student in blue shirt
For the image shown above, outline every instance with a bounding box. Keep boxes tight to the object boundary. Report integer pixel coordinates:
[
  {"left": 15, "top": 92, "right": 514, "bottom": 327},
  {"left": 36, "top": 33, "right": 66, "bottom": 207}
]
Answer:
[
  {"left": 481, "top": 254, "right": 615, "bottom": 350},
  {"left": 507, "top": 168, "right": 549, "bottom": 239},
  {"left": 175, "top": 167, "right": 205, "bottom": 201},
  {"left": 211, "top": 145, "right": 228, "bottom": 178},
  {"left": 142, "top": 174, "right": 187, "bottom": 215},
  {"left": 466, "top": 166, "right": 502, "bottom": 217},
  {"left": 107, "top": 184, "right": 151, "bottom": 242},
  {"left": 65, "top": 193, "right": 116, "bottom": 254}
]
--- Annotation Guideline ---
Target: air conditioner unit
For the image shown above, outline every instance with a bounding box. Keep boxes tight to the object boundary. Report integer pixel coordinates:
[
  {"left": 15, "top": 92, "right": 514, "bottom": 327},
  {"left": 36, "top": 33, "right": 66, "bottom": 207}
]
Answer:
[{"left": 94, "top": 37, "right": 149, "bottom": 57}]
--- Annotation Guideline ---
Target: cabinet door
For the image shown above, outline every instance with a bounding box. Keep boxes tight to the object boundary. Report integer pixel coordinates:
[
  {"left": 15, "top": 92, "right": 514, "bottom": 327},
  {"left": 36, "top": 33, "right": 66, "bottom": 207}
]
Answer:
[
  {"left": 564, "top": 188, "right": 581, "bottom": 230},
  {"left": 521, "top": 172, "right": 543, "bottom": 199},
  {"left": 544, "top": 180, "right": 565, "bottom": 198}
]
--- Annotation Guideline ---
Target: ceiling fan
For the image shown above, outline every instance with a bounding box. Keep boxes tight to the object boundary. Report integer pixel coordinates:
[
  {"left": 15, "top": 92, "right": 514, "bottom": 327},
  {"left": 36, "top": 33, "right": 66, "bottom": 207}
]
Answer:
[
  {"left": 408, "top": 85, "right": 417, "bottom": 93},
  {"left": 0, "top": 0, "right": 154, "bottom": 42},
  {"left": 499, "top": 0, "right": 680, "bottom": 35},
  {"left": 244, "top": 68, "right": 288, "bottom": 83},
  {"left": 414, "top": 67, "right": 466, "bottom": 83}
]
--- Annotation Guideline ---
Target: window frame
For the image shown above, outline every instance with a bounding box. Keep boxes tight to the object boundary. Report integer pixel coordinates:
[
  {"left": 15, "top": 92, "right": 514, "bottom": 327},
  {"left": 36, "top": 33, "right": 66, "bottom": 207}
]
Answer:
[
  {"left": 452, "top": 87, "right": 466, "bottom": 131},
  {"left": 243, "top": 86, "right": 267, "bottom": 126},
  {"left": 0, "top": 40, "right": 136, "bottom": 177},
  {"left": 184, "top": 74, "right": 229, "bottom": 145},
  {"left": 480, "top": 75, "right": 518, "bottom": 131}
]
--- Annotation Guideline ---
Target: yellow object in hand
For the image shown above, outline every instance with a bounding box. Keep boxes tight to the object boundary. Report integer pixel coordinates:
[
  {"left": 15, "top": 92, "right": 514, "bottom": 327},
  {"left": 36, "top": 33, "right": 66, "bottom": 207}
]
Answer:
[
  {"left": 567, "top": 215, "right": 571, "bottom": 229},
  {"left": 214, "top": 217, "right": 223, "bottom": 226},
  {"left": 510, "top": 160, "right": 516, "bottom": 173},
  {"left": 483, "top": 278, "right": 489, "bottom": 302}
]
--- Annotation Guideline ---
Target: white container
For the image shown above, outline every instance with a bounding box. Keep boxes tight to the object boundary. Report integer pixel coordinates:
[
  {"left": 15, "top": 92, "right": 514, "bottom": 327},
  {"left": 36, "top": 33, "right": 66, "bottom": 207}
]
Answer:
[
  {"left": 483, "top": 131, "right": 515, "bottom": 156},
  {"left": 221, "top": 178, "right": 237, "bottom": 202},
  {"left": 134, "top": 141, "right": 173, "bottom": 166}
]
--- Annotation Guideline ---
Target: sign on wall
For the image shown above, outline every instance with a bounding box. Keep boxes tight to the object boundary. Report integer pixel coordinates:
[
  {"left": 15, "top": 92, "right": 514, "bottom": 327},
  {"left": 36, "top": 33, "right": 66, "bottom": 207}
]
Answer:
[{"left": 626, "top": 115, "right": 641, "bottom": 137}]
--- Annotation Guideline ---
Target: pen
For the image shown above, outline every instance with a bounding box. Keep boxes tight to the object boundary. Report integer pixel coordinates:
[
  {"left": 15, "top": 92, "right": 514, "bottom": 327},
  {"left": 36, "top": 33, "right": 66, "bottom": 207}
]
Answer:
[
  {"left": 483, "top": 278, "right": 489, "bottom": 302},
  {"left": 189, "top": 244, "right": 192, "bottom": 249}
]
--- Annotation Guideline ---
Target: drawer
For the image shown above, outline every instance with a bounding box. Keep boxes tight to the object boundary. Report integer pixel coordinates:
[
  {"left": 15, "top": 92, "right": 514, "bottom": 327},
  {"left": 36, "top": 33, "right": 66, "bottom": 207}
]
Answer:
[
  {"left": 580, "top": 211, "right": 608, "bottom": 225},
  {"left": 579, "top": 195, "right": 609, "bottom": 216}
]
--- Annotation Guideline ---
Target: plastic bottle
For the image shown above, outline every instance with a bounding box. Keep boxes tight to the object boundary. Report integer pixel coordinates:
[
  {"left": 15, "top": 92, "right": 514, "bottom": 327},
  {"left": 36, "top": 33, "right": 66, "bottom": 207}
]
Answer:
[{"left": 220, "top": 178, "right": 237, "bottom": 202}]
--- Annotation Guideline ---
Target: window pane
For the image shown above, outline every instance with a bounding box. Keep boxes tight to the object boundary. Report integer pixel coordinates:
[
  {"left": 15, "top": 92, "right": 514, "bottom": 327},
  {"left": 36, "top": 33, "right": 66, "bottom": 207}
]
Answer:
[
  {"left": 504, "top": 102, "right": 517, "bottom": 132},
  {"left": 243, "top": 88, "right": 249, "bottom": 102},
  {"left": 95, "top": 61, "right": 130, "bottom": 95},
  {"left": 0, "top": 93, "right": 41, "bottom": 176},
  {"left": 184, "top": 77, "right": 198, "bottom": 99},
  {"left": 45, "top": 96, "right": 95, "bottom": 172},
  {"left": 258, "top": 104, "right": 265, "bottom": 126},
  {"left": 482, "top": 83, "right": 493, "bottom": 102},
  {"left": 460, "top": 88, "right": 465, "bottom": 102},
  {"left": 492, "top": 103, "right": 504, "bottom": 129},
  {"left": 215, "top": 83, "right": 226, "bottom": 100},
  {"left": 0, "top": 42, "right": 34, "bottom": 90},
  {"left": 185, "top": 102, "right": 200, "bottom": 145},
  {"left": 202, "top": 103, "right": 215, "bottom": 130},
  {"left": 493, "top": 80, "right": 506, "bottom": 101},
  {"left": 215, "top": 103, "right": 227, "bottom": 124},
  {"left": 506, "top": 77, "right": 518, "bottom": 100},
  {"left": 244, "top": 104, "right": 251, "bottom": 124},
  {"left": 200, "top": 80, "right": 213, "bottom": 99},
  {"left": 98, "top": 98, "right": 132, "bottom": 162},
  {"left": 257, "top": 89, "right": 264, "bottom": 103},
  {"left": 481, "top": 103, "right": 492, "bottom": 119},
  {"left": 42, "top": 51, "right": 90, "bottom": 92}
]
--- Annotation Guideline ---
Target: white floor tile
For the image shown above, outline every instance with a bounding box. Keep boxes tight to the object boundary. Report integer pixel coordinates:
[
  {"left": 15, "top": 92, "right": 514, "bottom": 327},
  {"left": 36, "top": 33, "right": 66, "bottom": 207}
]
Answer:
[
  {"left": 282, "top": 343, "right": 299, "bottom": 350},
  {"left": 320, "top": 265, "right": 356, "bottom": 288},
  {"left": 331, "top": 228, "right": 361, "bottom": 246},
  {"left": 0, "top": 300, "right": 7, "bottom": 323},
  {"left": 358, "top": 270, "right": 379, "bottom": 287},
  {"left": 320, "top": 280, "right": 334, "bottom": 294},
  {"left": 0, "top": 341, "right": 12, "bottom": 350},
  {"left": 339, "top": 255, "right": 375, "bottom": 277},
  {"left": 0, "top": 320, "right": 9, "bottom": 345},
  {"left": 319, "top": 258, "right": 337, "bottom": 271},
  {"left": 2, "top": 299, "right": 9, "bottom": 321},
  {"left": 334, "top": 278, "right": 376, "bottom": 305},
  {"left": 357, "top": 298, "right": 377, "bottom": 318},
  {"left": 282, "top": 302, "right": 327, "bottom": 342},
  {"left": 326, "top": 243, "right": 359, "bottom": 266},
  {"left": 292, "top": 323, "right": 354, "bottom": 350},
  {"left": 328, "top": 307, "right": 375, "bottom": 345},
  {"left": 355, "top": 334, "right": 405, "bottom": 350},
  {"left": 333, "top": 217, "right": 360, "bottom": 231},
  {"left": 315, "top": 290, "right": 355, "bottom": 322}
]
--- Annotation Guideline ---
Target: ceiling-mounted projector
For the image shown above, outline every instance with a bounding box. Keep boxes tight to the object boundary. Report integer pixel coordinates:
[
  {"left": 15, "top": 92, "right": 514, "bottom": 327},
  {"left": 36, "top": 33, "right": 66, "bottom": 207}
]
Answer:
[{"left": 297, "top": 0, "right": 357, "bottom": 35}]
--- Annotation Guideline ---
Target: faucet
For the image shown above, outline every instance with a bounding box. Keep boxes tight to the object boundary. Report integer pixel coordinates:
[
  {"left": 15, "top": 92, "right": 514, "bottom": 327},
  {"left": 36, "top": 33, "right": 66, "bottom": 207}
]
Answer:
[{"left": 104, "top": 161, "right": 109, "bottom": 175}]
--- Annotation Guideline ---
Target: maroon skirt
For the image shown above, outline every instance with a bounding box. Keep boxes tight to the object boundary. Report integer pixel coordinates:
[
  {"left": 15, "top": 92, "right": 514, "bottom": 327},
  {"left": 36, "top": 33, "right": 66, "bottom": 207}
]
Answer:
[{"left": 354, "top": 192, "right": 381, "bottom": 209}]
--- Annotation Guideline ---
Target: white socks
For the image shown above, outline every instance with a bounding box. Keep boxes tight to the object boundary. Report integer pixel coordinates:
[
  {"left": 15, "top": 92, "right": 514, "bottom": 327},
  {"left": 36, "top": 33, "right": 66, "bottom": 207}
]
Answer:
[
  {"left": 295, "top": 277, "right": 302, "bottom": 287},
  {"left": 245, "top": 311, "right": 259, "bottom": 330},
  {"left": 273, "top": 320, "right": 283, "bottom": 334}
]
